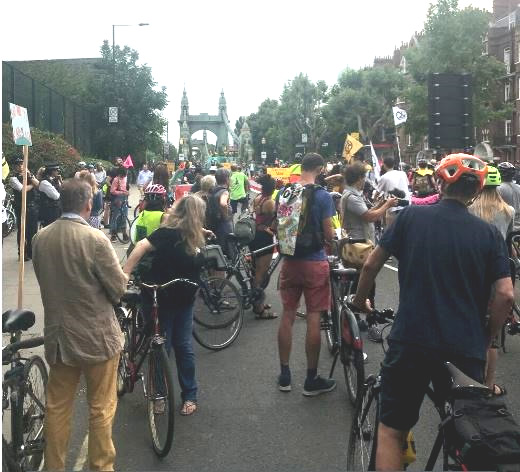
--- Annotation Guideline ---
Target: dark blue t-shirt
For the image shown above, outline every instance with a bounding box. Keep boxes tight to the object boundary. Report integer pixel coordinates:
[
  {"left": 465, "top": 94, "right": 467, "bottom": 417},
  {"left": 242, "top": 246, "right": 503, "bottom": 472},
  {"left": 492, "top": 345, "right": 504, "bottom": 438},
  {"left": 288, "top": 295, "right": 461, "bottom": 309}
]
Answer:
[{"left": 379, "top": 199, "right": 510, "bottom": 361}]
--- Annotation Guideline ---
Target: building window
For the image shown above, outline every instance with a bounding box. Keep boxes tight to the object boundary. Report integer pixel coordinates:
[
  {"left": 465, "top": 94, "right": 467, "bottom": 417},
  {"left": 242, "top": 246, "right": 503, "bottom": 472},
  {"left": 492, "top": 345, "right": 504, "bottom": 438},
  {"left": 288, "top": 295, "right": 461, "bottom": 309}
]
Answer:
[
  {"left": 518, "top": 76, "right": 520, "bottom": 99},
  {"left": 407, "top": 134, "right": 412, "bottom": 146},
  {"left": 505, "top": 81, "right": 511, "bottom": 101},
  {"left": 400, "top": 56, "right": 407, "bottom": 74},
  {"left": 506, "top": 120, "right": 512, "bottom": 137},
  {"left": 504, "top": 47, "right": 511, "bottom": 73},
  {"left": 517, "top": 41, "right": 520, "bottom": 63},
  {"left": 482, "top": 128, "right": 490, "bottom": 141},
  {"left": 423, "top": 136, "right": 429, "bottom": 150}
]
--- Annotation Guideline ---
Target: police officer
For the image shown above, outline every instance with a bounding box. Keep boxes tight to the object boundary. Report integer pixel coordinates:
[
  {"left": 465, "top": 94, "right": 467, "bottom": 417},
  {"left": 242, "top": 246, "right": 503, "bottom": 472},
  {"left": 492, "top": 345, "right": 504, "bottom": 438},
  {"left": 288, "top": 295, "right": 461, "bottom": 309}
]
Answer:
[
  {"left": 39, "top": 163, "right": 62, "bottom": 227},
  {"left": 8, "top": 157, "right": 40, "bottom": 260}
]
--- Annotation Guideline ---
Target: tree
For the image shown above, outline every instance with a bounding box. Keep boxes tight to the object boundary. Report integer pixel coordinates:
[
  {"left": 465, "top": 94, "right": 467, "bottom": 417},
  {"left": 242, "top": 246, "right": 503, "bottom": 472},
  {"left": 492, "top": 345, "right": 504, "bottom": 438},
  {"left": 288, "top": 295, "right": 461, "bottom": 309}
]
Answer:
[
  {"left": 322, "top": 66, "right": 405, "bottom": 157},
  {"left": 404, "top": 0, "right": 510, "bottom": 138},
  {"left": 246, "top": 99, "right": 280, "bottom": 162}
]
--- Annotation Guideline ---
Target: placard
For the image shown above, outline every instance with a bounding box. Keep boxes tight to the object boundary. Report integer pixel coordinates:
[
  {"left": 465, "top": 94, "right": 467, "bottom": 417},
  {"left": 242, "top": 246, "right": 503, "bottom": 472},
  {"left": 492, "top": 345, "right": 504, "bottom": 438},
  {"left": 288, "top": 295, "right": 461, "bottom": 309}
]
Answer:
[{"left": 9, "top": 103, "right": 32, "bottom": 146}]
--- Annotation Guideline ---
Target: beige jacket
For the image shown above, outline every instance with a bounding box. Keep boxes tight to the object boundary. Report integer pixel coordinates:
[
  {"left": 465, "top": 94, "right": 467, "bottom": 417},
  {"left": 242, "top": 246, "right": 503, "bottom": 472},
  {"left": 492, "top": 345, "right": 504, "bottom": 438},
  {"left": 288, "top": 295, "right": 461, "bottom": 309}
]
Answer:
[{"left": 32, "top": 217, "right": 128, "bottom": 366}]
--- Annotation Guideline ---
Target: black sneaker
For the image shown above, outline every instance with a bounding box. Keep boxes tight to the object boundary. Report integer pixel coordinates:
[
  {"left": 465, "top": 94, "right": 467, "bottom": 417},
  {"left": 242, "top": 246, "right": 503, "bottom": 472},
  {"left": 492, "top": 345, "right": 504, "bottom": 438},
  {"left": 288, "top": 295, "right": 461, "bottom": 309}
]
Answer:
[
  {"left": 303, "top": 375, "right": 336, "bottom": 397},
  {"left": 278, "top": 372, "right": 291, "bottom": 392}
]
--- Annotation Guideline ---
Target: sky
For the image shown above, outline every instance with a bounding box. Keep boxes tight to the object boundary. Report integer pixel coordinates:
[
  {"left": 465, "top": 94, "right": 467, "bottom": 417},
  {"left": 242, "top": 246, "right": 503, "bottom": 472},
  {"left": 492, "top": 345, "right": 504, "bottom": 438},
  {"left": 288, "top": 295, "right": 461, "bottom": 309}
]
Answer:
[{"left": 1, "top": 0, "right": 492, "bottom": 147}]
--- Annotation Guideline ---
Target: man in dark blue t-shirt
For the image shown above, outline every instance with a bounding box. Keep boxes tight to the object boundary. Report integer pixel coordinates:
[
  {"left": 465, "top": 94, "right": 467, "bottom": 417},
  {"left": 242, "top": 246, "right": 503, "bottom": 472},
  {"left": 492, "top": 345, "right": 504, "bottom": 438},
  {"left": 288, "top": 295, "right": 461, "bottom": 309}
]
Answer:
[{"left": 352, "top": 154, "right": 513, "bottom": 470}]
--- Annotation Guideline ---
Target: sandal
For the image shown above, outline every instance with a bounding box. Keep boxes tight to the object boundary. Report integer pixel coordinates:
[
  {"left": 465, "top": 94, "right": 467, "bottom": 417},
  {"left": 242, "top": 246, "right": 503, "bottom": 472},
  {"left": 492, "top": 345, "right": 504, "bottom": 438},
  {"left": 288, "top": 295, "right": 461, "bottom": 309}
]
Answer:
[
  {"left": 253, "top": 307, "right": 278, "bottom": 320},
  {"left": 180, "top": 400, "right": 197, "bottom": 416},
  {"left": 493, "top": 384, "right": 507, "bottom": 396}
]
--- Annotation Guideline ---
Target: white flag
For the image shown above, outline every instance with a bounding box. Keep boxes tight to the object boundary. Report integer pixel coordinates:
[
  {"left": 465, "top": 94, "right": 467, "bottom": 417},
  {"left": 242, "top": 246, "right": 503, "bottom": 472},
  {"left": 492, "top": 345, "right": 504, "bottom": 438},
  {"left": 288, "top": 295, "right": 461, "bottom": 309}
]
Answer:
[
  {"left": 369, "top": 141, "right": 381, "bottom": 182},
  {"left": 392, "top": 106, "right": 407, "bottom": 126}
]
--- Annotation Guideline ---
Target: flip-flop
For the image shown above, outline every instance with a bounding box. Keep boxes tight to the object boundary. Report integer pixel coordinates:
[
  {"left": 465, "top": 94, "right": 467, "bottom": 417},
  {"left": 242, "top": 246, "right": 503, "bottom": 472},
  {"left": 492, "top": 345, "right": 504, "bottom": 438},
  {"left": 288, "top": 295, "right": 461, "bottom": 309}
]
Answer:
[{"left": 180, "top": 400, "right": 197, "bottom": 416}]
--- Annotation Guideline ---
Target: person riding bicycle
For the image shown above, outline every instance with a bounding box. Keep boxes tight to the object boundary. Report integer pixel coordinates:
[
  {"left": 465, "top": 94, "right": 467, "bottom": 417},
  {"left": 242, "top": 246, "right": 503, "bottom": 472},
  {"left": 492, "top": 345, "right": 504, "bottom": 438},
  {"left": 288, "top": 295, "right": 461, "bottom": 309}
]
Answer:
[
  {"left": 123, "top": 194, "right": 214, "bottom": 416},
  {"left": 497, "top": 161, "right": 520, "bottom": 231},
  {"left": 132, "top": 184, "right": 167, "bottom": 244},
  {"left": 351, "top": 153, "right": 514, "bottom": 470},
  {"left": 411, "top": 159, "right": 436, "bottom": 197}
]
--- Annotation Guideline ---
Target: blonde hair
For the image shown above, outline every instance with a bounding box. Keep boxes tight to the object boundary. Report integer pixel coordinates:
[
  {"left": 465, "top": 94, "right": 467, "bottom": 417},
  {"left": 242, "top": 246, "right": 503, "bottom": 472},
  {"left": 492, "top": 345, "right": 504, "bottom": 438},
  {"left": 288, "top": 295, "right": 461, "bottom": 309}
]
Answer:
[
  {"left": 200, "top": 175, "right": 216, "bottom": 194},
  {"left": 469, "top": 187, "right": 513, "bottom": 223},
  {"left": 162, "top": 194, "right": 206, "bottom": 255},
  {"left": 78, "top": 169, "right": 97, "bottom": 194}
]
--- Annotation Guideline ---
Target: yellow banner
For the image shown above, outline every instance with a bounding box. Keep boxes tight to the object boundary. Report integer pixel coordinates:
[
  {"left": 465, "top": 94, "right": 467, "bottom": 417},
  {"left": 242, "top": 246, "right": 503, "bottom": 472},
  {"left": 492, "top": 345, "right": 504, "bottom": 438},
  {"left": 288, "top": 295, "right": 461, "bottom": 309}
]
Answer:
[
  {"left": 342, "top": 134, "right": 363, "bottom": 163},
  {"left": 222, "top": 162, "right": 232, "bottom": 169},
  {"left": 267, "top": 167, "right": 292, "bottom": 183},
  {"left": 351, "top": 132, "right": 360, "bottom": 141}
]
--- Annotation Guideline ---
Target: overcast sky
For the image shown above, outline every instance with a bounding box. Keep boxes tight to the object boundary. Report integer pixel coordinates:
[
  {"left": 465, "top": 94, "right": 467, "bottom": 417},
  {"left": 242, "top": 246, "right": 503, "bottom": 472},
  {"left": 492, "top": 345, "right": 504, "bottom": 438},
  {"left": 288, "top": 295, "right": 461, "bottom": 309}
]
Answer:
[{"left": 1, "top": 0, "right": 492, "bottom": 147}]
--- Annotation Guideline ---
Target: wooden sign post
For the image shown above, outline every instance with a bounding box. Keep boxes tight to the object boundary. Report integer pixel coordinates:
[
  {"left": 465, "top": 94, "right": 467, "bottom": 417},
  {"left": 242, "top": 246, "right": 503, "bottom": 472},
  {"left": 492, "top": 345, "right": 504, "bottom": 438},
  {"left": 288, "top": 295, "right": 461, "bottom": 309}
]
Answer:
[{"left": 9, "top": 103, "right": 33, "bottom": 309}]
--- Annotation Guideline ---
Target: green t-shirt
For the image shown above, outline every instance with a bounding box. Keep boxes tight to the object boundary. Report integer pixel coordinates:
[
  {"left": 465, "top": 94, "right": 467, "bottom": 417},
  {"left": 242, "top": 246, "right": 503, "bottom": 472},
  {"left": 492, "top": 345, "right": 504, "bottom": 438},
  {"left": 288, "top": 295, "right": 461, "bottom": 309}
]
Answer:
[{"left": 230, "top": 172, "right": 248, "bottom": 200}]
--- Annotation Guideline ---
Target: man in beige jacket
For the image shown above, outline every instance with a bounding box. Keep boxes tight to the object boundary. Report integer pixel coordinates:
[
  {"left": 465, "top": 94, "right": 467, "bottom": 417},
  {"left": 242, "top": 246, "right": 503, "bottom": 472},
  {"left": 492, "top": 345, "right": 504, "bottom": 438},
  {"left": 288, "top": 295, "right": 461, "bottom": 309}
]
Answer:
[{"left": 32, "top": 179, "right": 128, "bottom": 471}]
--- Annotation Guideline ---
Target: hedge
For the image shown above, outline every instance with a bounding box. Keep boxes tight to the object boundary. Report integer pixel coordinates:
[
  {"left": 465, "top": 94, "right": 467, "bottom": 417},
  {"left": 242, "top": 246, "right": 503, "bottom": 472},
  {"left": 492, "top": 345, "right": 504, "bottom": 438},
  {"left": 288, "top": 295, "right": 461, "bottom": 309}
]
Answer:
[{"left": 2, "top": 124, "right": 113, "bottom": 178}]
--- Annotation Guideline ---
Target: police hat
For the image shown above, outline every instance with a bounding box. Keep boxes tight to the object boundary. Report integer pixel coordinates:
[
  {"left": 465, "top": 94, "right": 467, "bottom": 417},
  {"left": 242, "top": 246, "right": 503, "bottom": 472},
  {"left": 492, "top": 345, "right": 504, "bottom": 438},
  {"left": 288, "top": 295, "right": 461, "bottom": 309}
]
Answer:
[
  {"left": 14, "top": 157, "right": 24, "bottom": 165},
  {"left": 44, "top": 163, "right": 60, "bottom": 171}
]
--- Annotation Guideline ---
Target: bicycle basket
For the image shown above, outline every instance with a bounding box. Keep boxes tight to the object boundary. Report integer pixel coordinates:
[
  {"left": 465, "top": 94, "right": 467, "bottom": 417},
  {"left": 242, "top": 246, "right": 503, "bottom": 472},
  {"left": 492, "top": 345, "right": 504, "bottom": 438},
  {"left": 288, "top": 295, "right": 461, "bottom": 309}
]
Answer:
[{"left": 202, "top": 245, "right": 227, "bottom": 270}]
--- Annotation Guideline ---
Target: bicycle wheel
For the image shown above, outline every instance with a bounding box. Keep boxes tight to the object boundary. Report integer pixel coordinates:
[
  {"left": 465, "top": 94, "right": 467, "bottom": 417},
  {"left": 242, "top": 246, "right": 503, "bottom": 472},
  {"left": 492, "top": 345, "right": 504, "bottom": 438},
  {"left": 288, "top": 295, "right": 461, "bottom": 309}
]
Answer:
[
  {"left": 2, "top": 209, "right": 16, "bottom": 239},
  {"left": 193, "top": 277, "right": 243, "bottom": 350},
  {"left": 340, "top": 308, "right": 364, "bottom": 406},
  {"left": 19, "top": 356, "right": 47, "bottom": 471},
  {"left": 347, "top": 380, "right": 379, "bottom": 471},
  {"left": 116, "top": 214, "right": 131, "bottom": 243},
  {"left": 144, "top": 344, "right": 175, "bottom": 457},
  {"left": 117, "top": 326, "right": 131, "bottom": 396}
]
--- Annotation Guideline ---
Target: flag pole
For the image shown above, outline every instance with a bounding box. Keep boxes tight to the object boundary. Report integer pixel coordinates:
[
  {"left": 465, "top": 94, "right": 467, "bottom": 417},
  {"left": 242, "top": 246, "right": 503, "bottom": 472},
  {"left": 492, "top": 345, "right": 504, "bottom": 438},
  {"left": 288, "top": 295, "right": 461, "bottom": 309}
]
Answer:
[
  {"left": 17, "top": 144, "right": 29, "bottom": 309},
  {"left": 395, "top": 127, "right": 402, "bottom": 168}
]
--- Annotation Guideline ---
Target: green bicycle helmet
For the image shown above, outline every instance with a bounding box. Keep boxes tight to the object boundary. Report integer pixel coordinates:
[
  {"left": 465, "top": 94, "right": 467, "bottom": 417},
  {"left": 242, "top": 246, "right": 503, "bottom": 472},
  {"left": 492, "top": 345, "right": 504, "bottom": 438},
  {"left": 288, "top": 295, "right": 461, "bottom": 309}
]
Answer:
[{"left": 485, "top": 165, "right": 502, "bottom": 187}]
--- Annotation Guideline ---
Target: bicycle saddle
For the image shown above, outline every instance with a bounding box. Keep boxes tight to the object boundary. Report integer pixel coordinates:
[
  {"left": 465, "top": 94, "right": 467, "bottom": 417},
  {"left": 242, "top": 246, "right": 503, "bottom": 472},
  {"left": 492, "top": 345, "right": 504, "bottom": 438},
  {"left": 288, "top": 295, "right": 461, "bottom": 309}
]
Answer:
[
  {"left": 2, "top": 309, "right": 36, "bottom": 333},
  {"left": 445, "top": 362, "right": 491, "bottom": 393},
  {"left": 121, "top": 288, "right": 141, "bottom": 305}
]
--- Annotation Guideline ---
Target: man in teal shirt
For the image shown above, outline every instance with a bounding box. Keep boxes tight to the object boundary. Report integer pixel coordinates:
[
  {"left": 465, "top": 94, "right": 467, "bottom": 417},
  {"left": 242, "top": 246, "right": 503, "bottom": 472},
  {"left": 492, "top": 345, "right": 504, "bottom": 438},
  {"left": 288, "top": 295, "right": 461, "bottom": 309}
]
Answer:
[{"left": 230, "top": 164, "right": 249, "bottom": 214}]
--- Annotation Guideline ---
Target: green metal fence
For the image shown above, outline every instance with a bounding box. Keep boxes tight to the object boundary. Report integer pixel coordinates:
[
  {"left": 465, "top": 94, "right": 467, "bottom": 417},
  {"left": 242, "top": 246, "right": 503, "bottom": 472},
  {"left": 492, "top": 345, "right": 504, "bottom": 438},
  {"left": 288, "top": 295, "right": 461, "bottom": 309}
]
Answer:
[{"left": 2, "top": 62, "right": 92, "bottom": 154}]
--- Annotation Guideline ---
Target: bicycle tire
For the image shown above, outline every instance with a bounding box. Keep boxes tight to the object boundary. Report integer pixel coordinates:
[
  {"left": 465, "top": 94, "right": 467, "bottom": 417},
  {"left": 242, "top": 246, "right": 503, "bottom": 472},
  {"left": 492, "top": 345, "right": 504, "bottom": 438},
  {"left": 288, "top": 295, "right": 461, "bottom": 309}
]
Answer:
[
  {"left": 19, "top": 356, "right": 47, "bottom": 471},
  {"left": 115, "top": 214, "right": 131, "bottom": 244},
  {"left": 347, "top": 382, "right": 379, "bottom": 471},
  {"left": 117, "top": 326, "right": 131, "bottom": 397},
  {"left": 194, "top": 277, "right": 242, "bottom": 329},
  {"left": 2, "top": 209, "right": 16, "bottom": 239},
  {"left": 145, "top": 344, "right": 175, "bottom": 457},
  {"left": 193, "top": 277, "right": 243, "bottom": 350}
]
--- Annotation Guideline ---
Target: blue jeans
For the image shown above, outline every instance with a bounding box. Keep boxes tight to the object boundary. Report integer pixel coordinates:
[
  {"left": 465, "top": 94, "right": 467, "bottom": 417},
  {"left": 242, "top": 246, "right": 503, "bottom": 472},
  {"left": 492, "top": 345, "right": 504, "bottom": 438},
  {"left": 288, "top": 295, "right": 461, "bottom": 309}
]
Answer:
[{"left": 152, "top": 303, "right": 197, "bottom": 402}]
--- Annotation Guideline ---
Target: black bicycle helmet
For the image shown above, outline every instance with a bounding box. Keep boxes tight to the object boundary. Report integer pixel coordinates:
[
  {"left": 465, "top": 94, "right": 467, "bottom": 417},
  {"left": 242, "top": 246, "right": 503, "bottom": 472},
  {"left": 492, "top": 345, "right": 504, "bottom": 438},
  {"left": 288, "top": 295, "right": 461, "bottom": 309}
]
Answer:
[{"left": 498, "top": 161, "right": 516, "bottom": 180}]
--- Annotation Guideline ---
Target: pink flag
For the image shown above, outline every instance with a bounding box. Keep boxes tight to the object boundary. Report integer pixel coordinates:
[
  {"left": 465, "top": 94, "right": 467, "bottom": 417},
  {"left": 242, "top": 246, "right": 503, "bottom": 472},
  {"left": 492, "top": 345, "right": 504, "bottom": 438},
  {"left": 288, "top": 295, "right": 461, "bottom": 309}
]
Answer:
[{"left": 123, "top": 154, "right": 134, "bottom": 168}]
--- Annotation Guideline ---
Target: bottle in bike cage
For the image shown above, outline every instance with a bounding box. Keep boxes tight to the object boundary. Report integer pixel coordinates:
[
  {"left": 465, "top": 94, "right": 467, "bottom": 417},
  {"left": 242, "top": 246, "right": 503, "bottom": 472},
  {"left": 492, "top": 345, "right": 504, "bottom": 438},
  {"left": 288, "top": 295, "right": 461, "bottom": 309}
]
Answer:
[{"left": 402, "top": 431, "right": 417, "bottom": 468}]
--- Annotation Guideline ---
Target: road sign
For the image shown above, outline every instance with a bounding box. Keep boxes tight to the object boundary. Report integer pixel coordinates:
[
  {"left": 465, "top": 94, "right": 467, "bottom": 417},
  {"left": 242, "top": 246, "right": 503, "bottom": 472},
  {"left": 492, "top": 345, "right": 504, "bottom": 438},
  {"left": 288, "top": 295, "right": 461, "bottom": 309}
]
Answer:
[
  {"left": 163, "top": 142, "right": 169, "bottom": 155},
  {"left": 301, "top": 133, "right": 307, "bottom": 143},
  {"left": 322, "top": 142, "right": 329, "bottom": 147},
  {"left": 261, "top": 151, "right": 267, "bottom": 160},
  {"left": 108, "top": 107, "right": 118, "bottom": 123}
]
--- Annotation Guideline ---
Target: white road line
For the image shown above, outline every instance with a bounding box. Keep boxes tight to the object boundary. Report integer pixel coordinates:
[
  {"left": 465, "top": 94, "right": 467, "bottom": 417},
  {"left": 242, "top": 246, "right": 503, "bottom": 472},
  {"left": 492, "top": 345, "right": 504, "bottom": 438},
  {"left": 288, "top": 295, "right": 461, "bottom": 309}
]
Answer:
[
  {"left": 384, "top": 264, "right": 398, "bottom": 272},
  {"left": 73, "top": 434, "right": 89, "bottom": 471}
]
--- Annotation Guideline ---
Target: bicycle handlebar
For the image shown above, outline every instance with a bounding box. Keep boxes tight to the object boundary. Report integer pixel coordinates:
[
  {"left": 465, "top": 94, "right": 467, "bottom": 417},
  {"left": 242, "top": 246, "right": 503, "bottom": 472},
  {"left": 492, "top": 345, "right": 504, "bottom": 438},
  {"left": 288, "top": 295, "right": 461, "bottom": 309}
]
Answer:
[
  {"left": 346, "top": 302, "right": 395, "bottom": 324},
  {"left": 138, "top": 278, "right": 199, "bottom": 291},
  {"left": 2, "top": 336, "right": 44, "bottom": 363}
]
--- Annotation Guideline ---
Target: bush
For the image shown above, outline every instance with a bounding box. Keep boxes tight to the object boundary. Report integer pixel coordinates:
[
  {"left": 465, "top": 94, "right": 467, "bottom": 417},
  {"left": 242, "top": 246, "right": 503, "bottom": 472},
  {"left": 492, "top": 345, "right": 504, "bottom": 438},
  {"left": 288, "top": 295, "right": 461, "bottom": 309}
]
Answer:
[{"left": 2, "top": 124, "right": 113, "bottom": 178}]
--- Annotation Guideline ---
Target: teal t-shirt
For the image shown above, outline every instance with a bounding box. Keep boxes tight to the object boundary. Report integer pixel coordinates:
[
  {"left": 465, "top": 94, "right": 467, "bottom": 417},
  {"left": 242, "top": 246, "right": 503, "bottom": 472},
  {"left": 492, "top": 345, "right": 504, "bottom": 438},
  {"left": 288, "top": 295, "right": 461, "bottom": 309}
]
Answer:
[{"left": 230, "top": 172, "right": 247, "bottom": 200}]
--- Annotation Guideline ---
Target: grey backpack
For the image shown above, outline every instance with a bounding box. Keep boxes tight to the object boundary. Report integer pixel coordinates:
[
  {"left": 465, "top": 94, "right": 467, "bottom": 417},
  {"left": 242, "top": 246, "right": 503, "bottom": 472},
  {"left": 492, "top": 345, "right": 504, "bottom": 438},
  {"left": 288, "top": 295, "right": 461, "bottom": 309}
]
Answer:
[{"left": 234, "top": 214, "right": 256, "bottom": 243}]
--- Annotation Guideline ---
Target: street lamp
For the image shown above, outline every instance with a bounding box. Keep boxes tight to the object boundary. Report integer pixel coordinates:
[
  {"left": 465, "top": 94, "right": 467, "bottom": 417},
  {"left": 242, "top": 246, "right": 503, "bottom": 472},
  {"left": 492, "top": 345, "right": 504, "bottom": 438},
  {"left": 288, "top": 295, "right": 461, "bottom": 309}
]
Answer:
[
  {"left": 112, "top": 23, "right": 150, "bottom": 63},
  {"left": 261, "top": 136, "right": 266, "bottom": 162}
]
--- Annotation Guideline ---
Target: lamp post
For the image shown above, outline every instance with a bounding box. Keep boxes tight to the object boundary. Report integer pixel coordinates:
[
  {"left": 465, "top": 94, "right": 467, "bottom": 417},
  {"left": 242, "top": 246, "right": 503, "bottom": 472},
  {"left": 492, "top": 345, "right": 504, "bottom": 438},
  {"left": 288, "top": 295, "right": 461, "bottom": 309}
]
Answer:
[
  {"left": 112, "top": 23, "right": 149, "bottom": 63},
  {"left": 261, "top": 136, "right": 266, "bottom": 163}
]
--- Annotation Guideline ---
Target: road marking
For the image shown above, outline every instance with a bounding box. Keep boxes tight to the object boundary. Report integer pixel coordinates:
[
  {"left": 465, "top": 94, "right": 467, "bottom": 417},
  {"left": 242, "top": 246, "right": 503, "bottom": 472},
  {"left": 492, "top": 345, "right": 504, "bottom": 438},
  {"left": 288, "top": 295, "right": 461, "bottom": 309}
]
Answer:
[
  {"left": 73, "top": 434, "right": 89, "bottom": 471},
  {"left": 384, "top": 264, "right": 398, "bottom": 272}
]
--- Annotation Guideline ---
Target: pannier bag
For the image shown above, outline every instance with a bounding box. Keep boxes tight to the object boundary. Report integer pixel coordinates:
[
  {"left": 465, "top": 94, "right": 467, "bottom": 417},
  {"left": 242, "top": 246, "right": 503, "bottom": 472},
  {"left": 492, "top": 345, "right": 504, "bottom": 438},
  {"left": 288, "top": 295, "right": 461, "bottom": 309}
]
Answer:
[
  {"left": 446, "top": 391, "right": 520, "bottom": 470},
  {"left": 234, "top": 215, "right": 256, "bottom": 244}
]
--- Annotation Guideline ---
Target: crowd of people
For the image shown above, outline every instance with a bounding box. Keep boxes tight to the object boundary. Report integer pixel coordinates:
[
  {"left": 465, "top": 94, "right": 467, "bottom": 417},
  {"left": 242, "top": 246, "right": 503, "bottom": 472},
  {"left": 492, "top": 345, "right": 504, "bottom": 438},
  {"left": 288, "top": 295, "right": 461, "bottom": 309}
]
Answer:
[{"left": 4, "top": 148, "right": 520, "bottom": 470}]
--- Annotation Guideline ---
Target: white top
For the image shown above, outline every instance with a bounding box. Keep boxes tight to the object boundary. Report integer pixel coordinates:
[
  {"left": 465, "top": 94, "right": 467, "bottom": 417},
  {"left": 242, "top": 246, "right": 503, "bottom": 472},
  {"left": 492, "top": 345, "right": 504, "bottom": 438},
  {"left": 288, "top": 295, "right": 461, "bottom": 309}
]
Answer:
[
  {"left": 137, "top": 169, "right": 153, "bottom": 186},
  {"left": 94, "top": 170, "right": 106, "bottom": 184},
  {"left": 39, "top": 180, "right": 60, "bottom": 200},
  {"left": 9, "top": 176, "right": 23, "bottom": 192},
  {"left": 377, "top": 169, "right": 411, "bottom": 211}
]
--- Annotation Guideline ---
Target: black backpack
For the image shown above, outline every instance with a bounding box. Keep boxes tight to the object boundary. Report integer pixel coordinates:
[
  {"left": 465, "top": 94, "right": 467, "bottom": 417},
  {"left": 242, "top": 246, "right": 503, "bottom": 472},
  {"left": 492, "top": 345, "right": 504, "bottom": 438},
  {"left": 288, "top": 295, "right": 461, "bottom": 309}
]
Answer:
[{"left": 206, "top": 186, "right": 227, "bottom": 232}]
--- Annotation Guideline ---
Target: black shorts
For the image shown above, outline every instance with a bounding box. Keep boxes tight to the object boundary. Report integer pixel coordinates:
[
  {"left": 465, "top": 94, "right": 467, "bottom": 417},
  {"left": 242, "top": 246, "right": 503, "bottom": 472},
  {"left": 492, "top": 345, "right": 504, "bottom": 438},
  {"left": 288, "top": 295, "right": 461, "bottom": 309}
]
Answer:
[
  {"left": 248, "top": 230, "right": 274, "bottom": 257},
  {"left": 379, "top": 341, "right": 485, "bottom": 431},
  {"left": 230, "top": 197, "right": 248, "bottom": 213}
]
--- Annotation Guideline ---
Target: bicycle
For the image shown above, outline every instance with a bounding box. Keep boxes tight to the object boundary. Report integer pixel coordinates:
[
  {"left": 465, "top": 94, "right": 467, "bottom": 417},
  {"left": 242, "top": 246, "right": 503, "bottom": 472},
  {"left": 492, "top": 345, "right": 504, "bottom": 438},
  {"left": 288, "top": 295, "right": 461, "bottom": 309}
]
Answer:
[
  {"left": 2, "top": 309, "right": 47, "bottom": 472},
  {"left": 116, "top": 278, "right": 198, "bottom": 457},
  {"left": 192, "top": 244, "right": 245, "bottom": 350},
  {"left": 346, "top": 308, "right": 507, "bottom": 471},
  {"left": 111, "top": 198, "right": 131, "bottom": 243},
  {"left": 2, "top": 193, "right": 17, "bottom": 239}
]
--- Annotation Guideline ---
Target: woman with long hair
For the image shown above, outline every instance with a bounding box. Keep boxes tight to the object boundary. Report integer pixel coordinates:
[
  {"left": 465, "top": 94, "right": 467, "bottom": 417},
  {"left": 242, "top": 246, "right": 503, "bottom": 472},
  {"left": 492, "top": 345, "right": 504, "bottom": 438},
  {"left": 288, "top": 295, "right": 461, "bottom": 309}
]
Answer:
[
  {"left": 248, "top": 174, "right": 277, "bottom": 319},
  {"left": 469, "top": 166, "right": 514, "bottom": 397},
  {"left": 123, "top": 194, "right": 214, "bottom": 416},
  {"left": 195, "top": 175, "right": 216, "bottom": 227},
  {"left": 78, "top": 170, "right": 103, "bottom": 229}
]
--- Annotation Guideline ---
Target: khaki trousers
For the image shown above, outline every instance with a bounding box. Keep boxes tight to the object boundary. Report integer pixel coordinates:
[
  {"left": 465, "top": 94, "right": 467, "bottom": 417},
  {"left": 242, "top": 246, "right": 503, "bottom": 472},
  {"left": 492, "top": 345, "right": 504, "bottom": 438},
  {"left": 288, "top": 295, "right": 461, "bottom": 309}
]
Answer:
[{"left": 44, "top": 354, "right": 119, "bottom": 471}]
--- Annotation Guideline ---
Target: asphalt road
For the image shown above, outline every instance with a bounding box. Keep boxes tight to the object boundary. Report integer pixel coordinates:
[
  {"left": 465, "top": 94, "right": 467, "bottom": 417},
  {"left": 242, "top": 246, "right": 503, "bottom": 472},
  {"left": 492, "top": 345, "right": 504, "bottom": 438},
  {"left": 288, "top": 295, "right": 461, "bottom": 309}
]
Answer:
[{"left": 2, "top": 187, "right": 519, "bottom": 471}]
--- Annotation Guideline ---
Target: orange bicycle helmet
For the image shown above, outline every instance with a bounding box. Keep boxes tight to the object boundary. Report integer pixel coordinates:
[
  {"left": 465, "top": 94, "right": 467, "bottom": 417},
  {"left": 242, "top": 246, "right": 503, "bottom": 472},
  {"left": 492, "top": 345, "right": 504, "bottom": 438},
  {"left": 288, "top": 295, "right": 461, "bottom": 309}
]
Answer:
[{"left": 435, "top": 153, "right": 488, "bottom": 190}]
